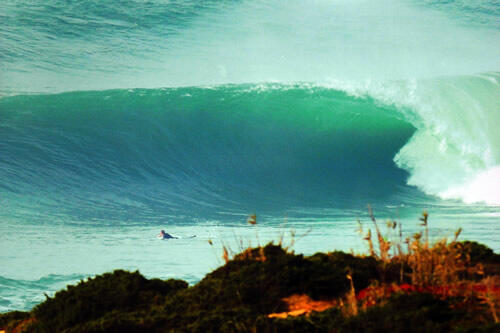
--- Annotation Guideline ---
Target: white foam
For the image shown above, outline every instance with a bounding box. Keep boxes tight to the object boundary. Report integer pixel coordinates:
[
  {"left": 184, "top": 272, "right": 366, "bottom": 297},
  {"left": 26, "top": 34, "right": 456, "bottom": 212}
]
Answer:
[
  {"left": 320, "top": 72, "right": 500, "bottom": 206},
  {"left": 381, "top": 73, "right": 500, "bottom": 205},
  {"left": 440, "top": 166, "right": 500, "bottom": 205}
]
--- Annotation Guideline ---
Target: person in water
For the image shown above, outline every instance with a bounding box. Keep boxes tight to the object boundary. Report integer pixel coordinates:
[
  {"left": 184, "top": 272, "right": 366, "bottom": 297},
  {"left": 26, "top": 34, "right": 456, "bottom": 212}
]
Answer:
[{"left": 158, "top": 230, "right": 177, "bottom": 239}]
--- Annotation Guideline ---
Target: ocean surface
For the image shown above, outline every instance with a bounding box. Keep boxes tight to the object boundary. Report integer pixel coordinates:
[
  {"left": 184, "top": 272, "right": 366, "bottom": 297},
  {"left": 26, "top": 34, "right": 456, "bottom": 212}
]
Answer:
[{"left": 1, "top": 0, "right": 499, "bottom": 312}]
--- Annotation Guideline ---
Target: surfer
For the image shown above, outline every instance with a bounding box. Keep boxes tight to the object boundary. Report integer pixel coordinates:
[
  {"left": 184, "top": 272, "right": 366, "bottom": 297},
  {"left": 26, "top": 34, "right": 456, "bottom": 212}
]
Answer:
[{"left": 158, "top": 230, "right": 177, "bottom": 239}]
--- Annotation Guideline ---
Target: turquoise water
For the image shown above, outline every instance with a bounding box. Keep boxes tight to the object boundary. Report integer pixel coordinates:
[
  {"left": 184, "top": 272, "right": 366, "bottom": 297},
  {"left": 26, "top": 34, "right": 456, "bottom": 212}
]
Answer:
[{"left": 1, "top": 0, "right": 499, "bottom": 312}]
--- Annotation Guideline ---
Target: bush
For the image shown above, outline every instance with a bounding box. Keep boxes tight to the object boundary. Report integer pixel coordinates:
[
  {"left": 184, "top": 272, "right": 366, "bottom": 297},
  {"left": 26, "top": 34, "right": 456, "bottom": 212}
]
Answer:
[
  {"left": 32, "top": 270, "right": 187, "bottom": 332},
  {"left": 457, "top": 241, "right": 500, "bottom": 264},
  {"left": 0, "top": 310, "right": 30, "bottom": 330},
  {"left": 342, "top": 293, "right": 476, "bottom": 332},
  {"left": 6, "top": 234, "right": 494, "bottom": 332}
]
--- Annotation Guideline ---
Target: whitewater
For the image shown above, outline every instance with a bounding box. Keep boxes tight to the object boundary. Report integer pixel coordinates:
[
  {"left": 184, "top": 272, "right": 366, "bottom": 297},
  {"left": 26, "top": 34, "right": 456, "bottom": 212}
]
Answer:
[{"left": 0, "top": 0, "right": 499, "bottom": 312}]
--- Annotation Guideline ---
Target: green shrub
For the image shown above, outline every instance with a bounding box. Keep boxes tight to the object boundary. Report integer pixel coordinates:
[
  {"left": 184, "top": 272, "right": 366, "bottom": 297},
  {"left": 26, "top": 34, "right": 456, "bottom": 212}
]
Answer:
[
  {"left": 343, "top": 293, "right": 458, "bottom": 332},
  {"left": 457, "top": 241, "right": 500, "bottom": 264},
  {"left": 32, "top": 270, "right": 187, "bottom": 332},
  {"left": 18, "top": 240, "right": 497, "bottom": 332},
  {"left": 149, "top": 243, "right": 381, "bottom": 331}
]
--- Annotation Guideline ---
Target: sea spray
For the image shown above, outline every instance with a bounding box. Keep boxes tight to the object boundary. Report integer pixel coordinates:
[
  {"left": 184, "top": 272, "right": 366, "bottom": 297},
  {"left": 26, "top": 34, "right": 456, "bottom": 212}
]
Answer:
[{"left": 1, "top": 0, "right": 499, "bottom": 94}]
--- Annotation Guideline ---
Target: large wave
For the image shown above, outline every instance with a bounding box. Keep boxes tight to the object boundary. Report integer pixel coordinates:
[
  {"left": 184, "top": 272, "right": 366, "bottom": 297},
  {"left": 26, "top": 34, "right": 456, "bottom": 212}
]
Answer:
[
  {"left": 0, "top": 85, "right": 418, "bottom": 223},
  {"left": 0, "top": 0, "right": 498, "bottom": 219},
  {"left": 1, "top": 72, "right": 498, "bottom": 227}
]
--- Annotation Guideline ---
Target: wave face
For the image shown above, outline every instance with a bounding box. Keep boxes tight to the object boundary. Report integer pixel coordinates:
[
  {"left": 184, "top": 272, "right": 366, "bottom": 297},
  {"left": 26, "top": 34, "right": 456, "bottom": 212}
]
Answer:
[
  {"left": 1, "top": 73, "right": 499, "bottom": 226},
  {"left": 0, "top": 85, "right": 418, "bottom": 223}
]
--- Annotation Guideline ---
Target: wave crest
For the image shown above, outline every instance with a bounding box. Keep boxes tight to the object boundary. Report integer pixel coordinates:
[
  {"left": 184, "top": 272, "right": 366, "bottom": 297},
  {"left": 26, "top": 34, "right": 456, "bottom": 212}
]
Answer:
[{"left": 339, "top": 72, "right": 500, "bottom": 205}]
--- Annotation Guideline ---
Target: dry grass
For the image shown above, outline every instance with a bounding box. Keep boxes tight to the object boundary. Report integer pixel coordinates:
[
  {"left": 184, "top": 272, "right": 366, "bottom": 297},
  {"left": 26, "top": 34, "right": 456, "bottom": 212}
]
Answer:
[
  {"left": 477, "top": 276, "right": 500, "bottom": 323},
  {"left": 215, "top": 213, "right": 308, "bottom": 264},
  {"left": 354, "top": 208, "right": 498, "bottom": 322},
  {"left": 234, "top": 247, "right": 267, "bottom": 262},
  {"left": 341, "top": 271, "right": 358, "bottom": 317},
  {"left": 359, "top": 207, "right": 484, "bottom": 287},
  {"left": 217, "top": 209, "right": 498, "bottom": 324}
]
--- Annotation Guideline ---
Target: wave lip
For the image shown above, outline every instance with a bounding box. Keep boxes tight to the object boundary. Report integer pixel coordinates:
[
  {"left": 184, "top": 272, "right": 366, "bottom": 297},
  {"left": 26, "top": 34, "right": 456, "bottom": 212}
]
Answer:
[
  {"left": 391, "top": 73, "right": 500, "bottom": 206},
  {"left": 331, "top": 72, "right": 500, "bottom": 206}
]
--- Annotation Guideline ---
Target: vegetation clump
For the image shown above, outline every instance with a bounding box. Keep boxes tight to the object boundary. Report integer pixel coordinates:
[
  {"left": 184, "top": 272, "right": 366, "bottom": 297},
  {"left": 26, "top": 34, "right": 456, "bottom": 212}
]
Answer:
[
  {"left": 31, "top": 270, "right": 187, "bottom": 332},
  {"left": 0, "top": 311, "right": 30, "bottom": 332},
  {"left": 0, "top": 213, "right": 498, "bottom": 332}
]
